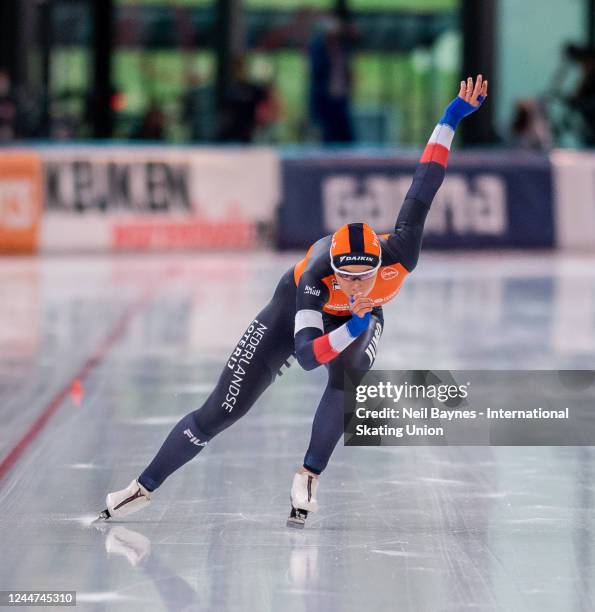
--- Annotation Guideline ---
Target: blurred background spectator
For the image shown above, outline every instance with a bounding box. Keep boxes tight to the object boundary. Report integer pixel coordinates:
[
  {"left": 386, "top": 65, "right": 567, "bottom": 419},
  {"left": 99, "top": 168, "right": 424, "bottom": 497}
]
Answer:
[
  {"left": 181, "top": 71, "right": 216, "bottom": 142},
  {"left": 309, "top": 15, "right": 355, "bottom": 144},
  {"left": 133, "top": 102, "right": 167, "bottom": 141},
  {"left": 565, "top": 43, "right": 595, "bottom": 146},
  {"left": 510, "top": 99, "right": 553, "bottom": 150},
  {"left": 0, "top": 70, "right": 16, "bottom": 142},
  {"left": 217, "top": 56, "right": 280, "bottom": 143}
]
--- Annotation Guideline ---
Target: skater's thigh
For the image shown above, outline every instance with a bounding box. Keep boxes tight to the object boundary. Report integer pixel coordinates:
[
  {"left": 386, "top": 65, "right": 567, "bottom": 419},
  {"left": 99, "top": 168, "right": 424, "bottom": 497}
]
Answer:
[
  {"left": 223, "top": 271, "right": 296, "bottom": 376},
  {"left": 194, "top": 277, "right": 296, "bottom": 434}
]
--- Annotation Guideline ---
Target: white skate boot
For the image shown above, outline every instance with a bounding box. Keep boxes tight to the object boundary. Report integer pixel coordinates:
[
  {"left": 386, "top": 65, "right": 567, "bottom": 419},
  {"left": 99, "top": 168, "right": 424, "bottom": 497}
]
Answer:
[
  {"left": 287, "top": 470, "right": 319, "bottom": 529},
  {"left": 98, "top": 479, "right": 151, "bottom": 520}
]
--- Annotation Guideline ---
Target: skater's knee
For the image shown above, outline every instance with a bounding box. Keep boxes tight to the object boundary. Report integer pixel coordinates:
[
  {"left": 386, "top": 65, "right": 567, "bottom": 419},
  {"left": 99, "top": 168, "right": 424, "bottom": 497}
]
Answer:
[
  {"left": 327, "top": 366, "right": 345, "bottom": 390},
  {"left": 327, "top": 358, "right": 366, "bottom": 390},
  {"left": 342, "top": 317, "right": 383, "bottom": 372},
  {"left": 342, "top": 351, "right": 372, "bottom": 372},
  {"left": 192, "top": 385, "right": 261, "bottom": 437},
  {"left": 191, "top": 408, "right": 221, "bottom": 439},
  {"left": 188, "top": 409, "right": 217, "bottom": 440}
]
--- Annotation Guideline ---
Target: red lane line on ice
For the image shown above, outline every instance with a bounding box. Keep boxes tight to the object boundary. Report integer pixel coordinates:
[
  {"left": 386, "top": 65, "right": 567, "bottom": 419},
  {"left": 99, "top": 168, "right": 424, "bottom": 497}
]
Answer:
[{"left": 0, "top": 291, "right": 152, "bottom": 484}]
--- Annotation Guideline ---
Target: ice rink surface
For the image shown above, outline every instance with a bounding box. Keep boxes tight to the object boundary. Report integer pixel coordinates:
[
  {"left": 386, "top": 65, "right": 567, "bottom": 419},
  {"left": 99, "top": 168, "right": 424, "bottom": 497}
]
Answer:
[{"left": 1, "top": 250, "right": 595, "bottom": 612}]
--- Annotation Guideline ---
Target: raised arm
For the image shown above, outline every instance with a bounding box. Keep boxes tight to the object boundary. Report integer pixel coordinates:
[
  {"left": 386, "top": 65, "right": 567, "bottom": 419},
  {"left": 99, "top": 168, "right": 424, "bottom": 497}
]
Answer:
[{"left": 387, "top": 75, "right": 488, "bottom": 271}]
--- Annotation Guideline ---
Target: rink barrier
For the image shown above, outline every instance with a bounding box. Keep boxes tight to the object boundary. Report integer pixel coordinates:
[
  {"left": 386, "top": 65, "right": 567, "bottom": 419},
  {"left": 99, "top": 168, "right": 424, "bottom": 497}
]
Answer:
[
  {"left": 37, "top": 146, "right": 280, "bottom": 252},
  {"left": 0, "top": 151, "right": 43, "bottom": 254},
  {"left": 2, "top": 145, "right": 589, "bottom": 255},
  {"left": 551, "top": 150, "right": 595, "bottom": 250},
  {"left": 278, "top": 151, "right": 555, "bottom": 250}
]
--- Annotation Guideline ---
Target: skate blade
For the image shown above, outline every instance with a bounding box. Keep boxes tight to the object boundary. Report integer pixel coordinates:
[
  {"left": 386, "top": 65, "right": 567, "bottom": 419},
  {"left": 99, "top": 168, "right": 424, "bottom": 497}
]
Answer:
[
  {"left": 287, "top": 505, "right": 308, "bottom": 529},
  {"left": 96, "top": 508, "right": 111, "bottom": 521}
]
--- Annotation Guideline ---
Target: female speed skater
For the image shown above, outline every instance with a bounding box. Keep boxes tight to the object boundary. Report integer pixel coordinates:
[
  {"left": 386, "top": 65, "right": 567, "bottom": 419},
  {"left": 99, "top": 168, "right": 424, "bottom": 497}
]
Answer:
[{"left": 99, "top": 75, "right": 488, "bottom": 528}]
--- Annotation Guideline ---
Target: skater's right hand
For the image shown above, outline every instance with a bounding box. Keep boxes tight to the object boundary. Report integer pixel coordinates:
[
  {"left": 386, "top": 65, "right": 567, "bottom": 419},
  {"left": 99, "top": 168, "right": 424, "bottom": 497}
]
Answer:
[
  {"left": 346, "top": 295, "right": 372, "bottom": 338},
  {"left": 349, "top": 293, "right": 374, "bottom": 317}
]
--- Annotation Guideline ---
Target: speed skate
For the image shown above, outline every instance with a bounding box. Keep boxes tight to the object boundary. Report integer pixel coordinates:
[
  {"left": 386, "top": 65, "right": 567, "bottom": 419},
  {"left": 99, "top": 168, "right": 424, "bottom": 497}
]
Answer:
[
  {"left": 287, "top": 471, "right": 319, "bottom": 529},
  {"left": 98, "top": 479, "right": 151, "bottom": 520}
]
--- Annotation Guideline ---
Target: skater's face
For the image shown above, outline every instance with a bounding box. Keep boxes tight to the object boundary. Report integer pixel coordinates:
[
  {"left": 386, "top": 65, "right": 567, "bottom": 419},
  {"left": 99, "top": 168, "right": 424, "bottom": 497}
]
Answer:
[{"left": 334, "top": 265, "right": 377, "bottom": 297}]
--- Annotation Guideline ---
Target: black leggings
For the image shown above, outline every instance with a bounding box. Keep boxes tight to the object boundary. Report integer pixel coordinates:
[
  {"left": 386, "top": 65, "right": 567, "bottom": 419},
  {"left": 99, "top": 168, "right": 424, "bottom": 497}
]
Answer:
[{"left": 139, "top": 269, "right": 383, "bottom": 490}]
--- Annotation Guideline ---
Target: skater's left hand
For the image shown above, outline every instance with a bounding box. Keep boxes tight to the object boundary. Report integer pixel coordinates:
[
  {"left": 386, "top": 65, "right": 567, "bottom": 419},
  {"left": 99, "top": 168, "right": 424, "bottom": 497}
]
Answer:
[
  {"left": 442, "top": 75, "right": 488, "bottom": 128},
  {"left": 457, "top": 74, "right": 488, "bottom": 108}
]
